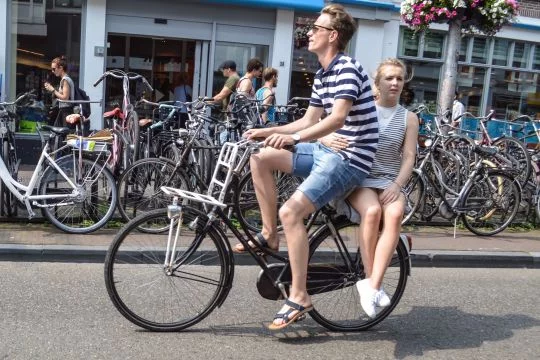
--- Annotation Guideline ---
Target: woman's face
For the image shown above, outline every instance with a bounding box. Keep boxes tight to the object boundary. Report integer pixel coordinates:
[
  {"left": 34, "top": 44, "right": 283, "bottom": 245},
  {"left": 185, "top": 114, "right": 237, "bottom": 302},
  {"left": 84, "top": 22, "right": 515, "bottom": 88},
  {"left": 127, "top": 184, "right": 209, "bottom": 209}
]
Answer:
[
  {"left": 51, "top": 62, "right": 61, "bottom": 77},
  {"left": 376, "top": 65, "right": 405, "bottom": 103}
]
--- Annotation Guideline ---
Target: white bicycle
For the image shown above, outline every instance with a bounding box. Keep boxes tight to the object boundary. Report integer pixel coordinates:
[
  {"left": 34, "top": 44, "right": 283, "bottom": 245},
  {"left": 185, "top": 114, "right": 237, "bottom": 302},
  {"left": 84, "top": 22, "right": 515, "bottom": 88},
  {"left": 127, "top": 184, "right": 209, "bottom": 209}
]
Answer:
[{"left": 0, "top": 122, "right": 117, "bottom": 233}]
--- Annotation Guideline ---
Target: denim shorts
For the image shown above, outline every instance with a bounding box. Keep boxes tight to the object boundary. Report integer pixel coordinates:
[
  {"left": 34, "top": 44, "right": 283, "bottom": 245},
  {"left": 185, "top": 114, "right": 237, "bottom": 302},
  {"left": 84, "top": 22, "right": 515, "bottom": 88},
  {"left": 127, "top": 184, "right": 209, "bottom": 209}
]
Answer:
[{"left": 291, "top": 142, "right": 368, "bottom": 210}]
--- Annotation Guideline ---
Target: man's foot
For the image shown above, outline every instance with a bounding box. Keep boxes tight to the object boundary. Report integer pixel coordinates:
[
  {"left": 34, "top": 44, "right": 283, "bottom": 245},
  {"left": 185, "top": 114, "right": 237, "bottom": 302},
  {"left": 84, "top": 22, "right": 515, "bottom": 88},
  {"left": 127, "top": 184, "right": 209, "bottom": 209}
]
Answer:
[
  {"left": 232, "top": 233, "right": 278, "bottom": 253},
  {"left": 268, "top": 299, "right": 313, "bottom": 330},
  {"left": 356, "top": 279, "right": 379, "bottom": 318}
]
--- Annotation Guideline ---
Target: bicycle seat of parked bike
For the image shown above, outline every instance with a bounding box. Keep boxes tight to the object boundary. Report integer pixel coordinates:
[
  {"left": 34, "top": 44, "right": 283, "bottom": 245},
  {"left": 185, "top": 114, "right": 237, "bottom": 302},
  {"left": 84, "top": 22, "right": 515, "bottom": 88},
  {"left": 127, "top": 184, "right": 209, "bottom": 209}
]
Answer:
[
  {"left": 103, "top": 107, "right": 124, "bottom": 120},
  {"left": 40, "top": 125, "right": 72, "bottom": 136}
]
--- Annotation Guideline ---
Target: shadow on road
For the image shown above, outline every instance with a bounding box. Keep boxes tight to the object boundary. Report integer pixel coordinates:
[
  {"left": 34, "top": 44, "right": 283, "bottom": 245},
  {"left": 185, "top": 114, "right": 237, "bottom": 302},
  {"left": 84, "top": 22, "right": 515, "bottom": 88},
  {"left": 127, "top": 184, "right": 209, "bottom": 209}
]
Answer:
[{"left": 207, "top": 306, "right": 540, "bottom": 358}]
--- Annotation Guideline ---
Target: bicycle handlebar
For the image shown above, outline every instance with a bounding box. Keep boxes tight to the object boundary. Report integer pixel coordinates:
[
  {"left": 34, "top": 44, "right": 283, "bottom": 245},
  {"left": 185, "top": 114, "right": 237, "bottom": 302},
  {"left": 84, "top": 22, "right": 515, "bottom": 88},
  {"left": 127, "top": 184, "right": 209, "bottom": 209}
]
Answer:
[
  {"left": 0, "top": 90, "right": 36, "bottom": 107},
  {"left": 93, "top": 70, "right": 154, "bottom": 91}
]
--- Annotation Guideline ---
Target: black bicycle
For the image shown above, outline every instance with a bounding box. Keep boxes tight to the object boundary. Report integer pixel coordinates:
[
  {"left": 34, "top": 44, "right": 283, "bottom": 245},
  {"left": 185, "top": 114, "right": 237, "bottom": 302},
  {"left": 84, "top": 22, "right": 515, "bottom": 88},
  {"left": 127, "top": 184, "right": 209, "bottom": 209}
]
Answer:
[{"left": 104, "top": 140, "right": 411, "bottom": 332}]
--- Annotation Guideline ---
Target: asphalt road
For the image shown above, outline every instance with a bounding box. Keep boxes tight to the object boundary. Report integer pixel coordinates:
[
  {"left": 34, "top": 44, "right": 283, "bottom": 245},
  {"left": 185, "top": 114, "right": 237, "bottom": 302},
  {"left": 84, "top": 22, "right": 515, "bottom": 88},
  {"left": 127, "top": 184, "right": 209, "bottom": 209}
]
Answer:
[{"left": 0, "top": 263, "right": 539, "bottom": 359}]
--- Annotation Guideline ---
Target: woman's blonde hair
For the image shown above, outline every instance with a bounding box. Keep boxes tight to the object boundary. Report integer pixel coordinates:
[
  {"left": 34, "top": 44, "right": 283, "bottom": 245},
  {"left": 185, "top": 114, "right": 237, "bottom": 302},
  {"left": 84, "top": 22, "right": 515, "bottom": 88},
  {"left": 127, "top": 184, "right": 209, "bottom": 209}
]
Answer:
[{"left": 373, "top": 58, "right": 412, "bottom": 87}]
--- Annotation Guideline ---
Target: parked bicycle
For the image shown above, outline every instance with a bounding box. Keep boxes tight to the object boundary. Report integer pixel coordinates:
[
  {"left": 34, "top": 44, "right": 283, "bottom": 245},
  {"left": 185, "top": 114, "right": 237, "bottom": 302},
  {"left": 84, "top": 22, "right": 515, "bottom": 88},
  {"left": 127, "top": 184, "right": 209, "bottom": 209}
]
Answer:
[{"left": 104, "top": 139, "right": 411, "bottom": 332}]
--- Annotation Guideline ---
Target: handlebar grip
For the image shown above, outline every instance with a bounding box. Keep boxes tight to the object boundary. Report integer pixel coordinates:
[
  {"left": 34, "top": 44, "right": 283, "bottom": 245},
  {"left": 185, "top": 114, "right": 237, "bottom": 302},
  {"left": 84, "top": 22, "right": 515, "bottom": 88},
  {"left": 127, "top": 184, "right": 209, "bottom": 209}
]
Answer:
[
  {"left": 143, "top": 78, "right": 154, "bottom": 92},
  {"left": 93, "top": 75, "right": 105, "bottom": 87}
]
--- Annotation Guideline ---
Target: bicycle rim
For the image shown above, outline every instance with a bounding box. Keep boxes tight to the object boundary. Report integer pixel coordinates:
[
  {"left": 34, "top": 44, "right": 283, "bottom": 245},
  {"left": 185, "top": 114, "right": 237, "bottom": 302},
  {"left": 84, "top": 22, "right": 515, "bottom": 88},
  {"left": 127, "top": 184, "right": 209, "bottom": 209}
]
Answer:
[
  {"left": 39, "top": 157, "right": 117, "bottom": 233},
  {"left": 117, "top": 158, "right": 190, "bottom": 230},
  {"left": 461, "top": 171, "right": 521, "bottom": 236},
  {"left": 104, "top": 208, "right": 230, "bottom": 332},
  {"left": 307, "top": 218, "right": 408, "bottom": 331}
]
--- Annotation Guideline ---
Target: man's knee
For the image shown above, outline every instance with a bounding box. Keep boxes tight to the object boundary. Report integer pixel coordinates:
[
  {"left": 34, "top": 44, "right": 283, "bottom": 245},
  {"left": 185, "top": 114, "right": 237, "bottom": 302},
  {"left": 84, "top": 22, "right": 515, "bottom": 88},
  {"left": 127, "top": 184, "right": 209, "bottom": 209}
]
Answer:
[{"left": 279, "top": 193, "right": 313, "bottom": 225}]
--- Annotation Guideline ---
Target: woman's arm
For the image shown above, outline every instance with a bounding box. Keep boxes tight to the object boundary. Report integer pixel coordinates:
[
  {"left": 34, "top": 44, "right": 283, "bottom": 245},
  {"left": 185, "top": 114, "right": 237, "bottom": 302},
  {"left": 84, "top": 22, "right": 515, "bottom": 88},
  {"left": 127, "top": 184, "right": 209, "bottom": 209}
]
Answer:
[{"left": 56, "top": 79, "right": 70, "bottom": 101}]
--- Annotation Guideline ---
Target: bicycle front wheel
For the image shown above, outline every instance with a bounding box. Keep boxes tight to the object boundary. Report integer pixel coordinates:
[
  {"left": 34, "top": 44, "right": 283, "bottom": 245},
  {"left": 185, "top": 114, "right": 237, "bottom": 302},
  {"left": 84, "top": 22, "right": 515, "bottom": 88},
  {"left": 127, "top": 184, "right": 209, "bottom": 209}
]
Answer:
[
  {"left": 39, "top": 156, "right": 117, "bottom": 233},
  {"left": 104, "top": 207, "right": 231, "bottom": 332},
  {"left": 307, "top": 218, "right": 408, "bottom": 331},
  {"left": 401, "top": 169, "right": 424, "bottom": 225},
  {"left": 126, "top": 111, "right": 140, "bottom": 164},
  {"left": 461, "top": 170, "right": 521, "bottom": 236}
]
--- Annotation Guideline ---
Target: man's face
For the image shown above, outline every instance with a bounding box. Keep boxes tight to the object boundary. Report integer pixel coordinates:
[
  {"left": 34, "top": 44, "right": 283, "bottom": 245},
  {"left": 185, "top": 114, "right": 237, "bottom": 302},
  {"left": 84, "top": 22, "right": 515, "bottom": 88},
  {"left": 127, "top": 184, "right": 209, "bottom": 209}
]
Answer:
[
  {"left": 222, "top": 68, "right": 231, "bottom": 77},
  {"left": 307, "top": 13, "right": 336, "bottom": 53},
  {"left": 272, "top": 75, "right": 278, "bottom": 87},
  {"left": 254, "top": 67, "right": 263, "bottom": 78}
]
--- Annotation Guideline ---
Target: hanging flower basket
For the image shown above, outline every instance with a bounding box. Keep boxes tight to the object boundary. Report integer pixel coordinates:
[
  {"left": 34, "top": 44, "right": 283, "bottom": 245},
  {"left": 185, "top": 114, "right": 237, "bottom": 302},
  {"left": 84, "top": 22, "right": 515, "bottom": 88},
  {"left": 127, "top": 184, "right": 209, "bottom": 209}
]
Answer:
[{"left": 400, "top": 0, "right": 519, "bottom": 35}]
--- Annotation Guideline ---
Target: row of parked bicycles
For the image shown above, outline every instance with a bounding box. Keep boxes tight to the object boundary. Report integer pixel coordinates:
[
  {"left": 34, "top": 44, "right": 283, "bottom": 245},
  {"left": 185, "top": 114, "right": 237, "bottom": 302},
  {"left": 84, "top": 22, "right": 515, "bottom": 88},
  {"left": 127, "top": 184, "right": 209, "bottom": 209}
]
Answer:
[
  {"left": 0, "top": 69, "right": 306, "bottom": 234},
  {"left": 401, "top": 104, "right": 540, "bottom": 236}
]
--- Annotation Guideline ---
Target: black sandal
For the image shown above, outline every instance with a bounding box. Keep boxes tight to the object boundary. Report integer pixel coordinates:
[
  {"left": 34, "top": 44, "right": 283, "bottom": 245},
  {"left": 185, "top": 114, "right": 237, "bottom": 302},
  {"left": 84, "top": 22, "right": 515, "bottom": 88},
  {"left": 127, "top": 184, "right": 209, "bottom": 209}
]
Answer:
[
  {"left": 268, "top": 299, "right": 313, "bottom": 330},
  {"left": 232, "top": 233, "right": 278, "bottom": 254}
]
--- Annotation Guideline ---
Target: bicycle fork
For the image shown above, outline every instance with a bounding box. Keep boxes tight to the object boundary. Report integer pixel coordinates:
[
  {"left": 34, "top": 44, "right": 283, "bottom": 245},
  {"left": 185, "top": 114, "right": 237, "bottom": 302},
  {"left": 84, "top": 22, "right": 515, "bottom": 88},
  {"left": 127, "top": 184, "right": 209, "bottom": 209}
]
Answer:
[{"left": 164, "top": 196, "right": 183, "bottom": 274}]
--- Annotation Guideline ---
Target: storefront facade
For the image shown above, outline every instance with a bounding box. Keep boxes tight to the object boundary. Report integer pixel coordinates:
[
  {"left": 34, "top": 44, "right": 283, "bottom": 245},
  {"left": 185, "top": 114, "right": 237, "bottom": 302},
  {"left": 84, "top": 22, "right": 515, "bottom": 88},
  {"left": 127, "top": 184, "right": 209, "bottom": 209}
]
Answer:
[{"left": 1, "top": 0, "right": 540, "bottom": 161}]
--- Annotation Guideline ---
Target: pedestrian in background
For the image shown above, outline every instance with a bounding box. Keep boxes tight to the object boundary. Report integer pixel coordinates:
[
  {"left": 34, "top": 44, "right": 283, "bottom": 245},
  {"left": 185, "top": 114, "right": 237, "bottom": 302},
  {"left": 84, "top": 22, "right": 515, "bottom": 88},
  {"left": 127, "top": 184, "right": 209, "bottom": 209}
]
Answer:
[{"left": 44, "top": 55, "right": 74, "bottom": 128}]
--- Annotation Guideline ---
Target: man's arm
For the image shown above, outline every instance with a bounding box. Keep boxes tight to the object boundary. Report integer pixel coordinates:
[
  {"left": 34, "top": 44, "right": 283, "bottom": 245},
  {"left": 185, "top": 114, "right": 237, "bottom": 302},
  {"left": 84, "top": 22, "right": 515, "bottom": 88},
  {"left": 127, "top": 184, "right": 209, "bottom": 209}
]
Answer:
[{"left": 212, "top": 86, "right": 232, "bottom": 103}]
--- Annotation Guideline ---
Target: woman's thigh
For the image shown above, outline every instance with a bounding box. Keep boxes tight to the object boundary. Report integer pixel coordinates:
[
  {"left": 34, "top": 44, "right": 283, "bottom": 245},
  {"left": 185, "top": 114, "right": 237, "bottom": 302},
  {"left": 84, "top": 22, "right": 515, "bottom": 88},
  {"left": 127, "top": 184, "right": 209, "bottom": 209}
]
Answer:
[{"left": 348, "top": 187, "right": 381, "bottom": 215}]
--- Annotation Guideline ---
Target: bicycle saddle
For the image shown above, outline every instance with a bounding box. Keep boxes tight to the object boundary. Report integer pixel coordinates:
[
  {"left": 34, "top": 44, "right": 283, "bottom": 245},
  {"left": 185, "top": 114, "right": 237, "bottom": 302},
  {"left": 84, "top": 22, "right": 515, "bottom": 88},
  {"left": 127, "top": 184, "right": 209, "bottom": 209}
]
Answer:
[
  {"left": 104, "top": 107, "right": 124, "bottom": 120},
  {"left": 40, "top": 125, "right": 71, "bottom": 135}
]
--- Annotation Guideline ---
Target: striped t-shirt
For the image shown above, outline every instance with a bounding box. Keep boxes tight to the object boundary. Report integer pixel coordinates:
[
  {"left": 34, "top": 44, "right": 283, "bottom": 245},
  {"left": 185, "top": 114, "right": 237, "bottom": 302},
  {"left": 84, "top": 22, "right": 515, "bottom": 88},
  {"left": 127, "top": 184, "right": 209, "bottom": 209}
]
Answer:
[{"left": 310, "top": 53, "right": 379, "bottom": 174}]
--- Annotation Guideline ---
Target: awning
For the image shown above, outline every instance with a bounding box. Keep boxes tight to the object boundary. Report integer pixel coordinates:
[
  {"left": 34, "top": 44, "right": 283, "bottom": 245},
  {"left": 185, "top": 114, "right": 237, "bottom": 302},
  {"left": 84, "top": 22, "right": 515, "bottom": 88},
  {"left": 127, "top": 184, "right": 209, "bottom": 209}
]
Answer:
[{"left": 201, "top": 0, "right": 324, "bottom": 12}]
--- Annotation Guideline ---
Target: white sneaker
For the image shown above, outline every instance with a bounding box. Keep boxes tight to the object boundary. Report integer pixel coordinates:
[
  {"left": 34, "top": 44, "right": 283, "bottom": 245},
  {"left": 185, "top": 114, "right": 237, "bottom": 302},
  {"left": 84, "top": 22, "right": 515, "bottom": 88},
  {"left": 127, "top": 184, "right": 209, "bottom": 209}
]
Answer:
[
  {"left": 376, "top": 288, "right": 391, "bottom": 307},
  {"left": 356, "top": 279, "right": 377, "bottom": 318}
]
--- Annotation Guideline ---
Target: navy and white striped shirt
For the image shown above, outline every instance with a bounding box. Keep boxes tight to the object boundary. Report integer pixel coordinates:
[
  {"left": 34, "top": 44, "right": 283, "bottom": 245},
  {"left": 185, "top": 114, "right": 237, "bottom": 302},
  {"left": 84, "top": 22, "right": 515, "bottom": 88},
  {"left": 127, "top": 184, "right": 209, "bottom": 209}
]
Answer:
[{"left": 310, "top": 53, "right": 379, "bottom": 174}]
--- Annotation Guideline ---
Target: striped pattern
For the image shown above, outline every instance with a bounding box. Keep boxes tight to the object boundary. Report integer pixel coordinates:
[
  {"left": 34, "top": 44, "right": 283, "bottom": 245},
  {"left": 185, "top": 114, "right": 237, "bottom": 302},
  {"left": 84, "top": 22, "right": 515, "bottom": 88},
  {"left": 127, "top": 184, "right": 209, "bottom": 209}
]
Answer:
[
  {"left": 362, "top": 105, "right": 407, "bottom": 189},
  {"left": 310, "top": 53, "right": 378, "bottom": 174}
]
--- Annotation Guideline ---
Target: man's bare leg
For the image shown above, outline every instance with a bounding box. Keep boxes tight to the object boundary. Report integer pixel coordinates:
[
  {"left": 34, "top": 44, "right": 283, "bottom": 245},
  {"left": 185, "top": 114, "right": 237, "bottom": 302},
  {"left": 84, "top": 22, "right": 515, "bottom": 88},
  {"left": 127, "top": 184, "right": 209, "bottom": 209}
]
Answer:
[
  {"left": 248, "top": 147, "right": 293, "bottom": 248},
  {"left": 271, "top": 191, "right": 315, "bottom": 326}
]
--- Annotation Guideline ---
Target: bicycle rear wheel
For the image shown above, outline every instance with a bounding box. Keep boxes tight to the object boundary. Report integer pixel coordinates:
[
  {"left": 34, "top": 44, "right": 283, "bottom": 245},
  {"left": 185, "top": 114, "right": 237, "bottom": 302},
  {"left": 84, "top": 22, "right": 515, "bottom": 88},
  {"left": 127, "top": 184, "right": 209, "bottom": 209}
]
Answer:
[
  {"left": 461, "top": 170, "right": 520, "bottom": 236},
  {"left": 117, "top": 157, "right": 190, "bottom": 226},
  {"left": 126, "top": 111, "right": 140, "bottom": 164},
  {"left": 104, "top": 207, "right": 231, "bottom": 332},
  {"left": 307, "top": 217, "right": 409, "bottom": 331},
  {"left": 39, "top": 156, "right": 117, "bottom": 233},
  {"left": 235, "top": 170, "right": 301, "bottom": 233}
]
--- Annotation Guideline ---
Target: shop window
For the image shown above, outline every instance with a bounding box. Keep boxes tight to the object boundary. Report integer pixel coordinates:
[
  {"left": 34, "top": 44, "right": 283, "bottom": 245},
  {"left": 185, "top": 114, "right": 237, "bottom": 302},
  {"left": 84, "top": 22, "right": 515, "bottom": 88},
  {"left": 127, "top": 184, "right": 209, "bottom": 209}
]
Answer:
[
  {"left": 9, "top": 0, "right": 82, "bottom": 134},
  {"left": 402, "top": 61, "right": 441, "bottom": 112},
  {"left": 457, "top": 66, "right": 486, "bottom": 115},
  {"left": 423, "top": 32, "right": 444, "bottom": 59},
  {"left": 534, "top": 46, "right": 540, "bottom": 71},
  {"left": 488, "top": 69, "right": 539, "bottom": 120},
  {"left": 399, "top": 28, "right": 419, "bottom": 57},
  {"left": 289, "top": 14, "right": 318, "bottom": 99},
  {"left": 459, "top": 37, "right": 469, "bottom": 62},
  {"left": 512, "top": 42, "right": 531, "bottom": 68},
  {"left": 492, "top": 39, "right": 510, "bottom": 66},
  {"left": 212, "top": 42, "right": 269, "bottom": 99},
  {"left": 471, "top": 37, "right": 488, "bottom": 64}
]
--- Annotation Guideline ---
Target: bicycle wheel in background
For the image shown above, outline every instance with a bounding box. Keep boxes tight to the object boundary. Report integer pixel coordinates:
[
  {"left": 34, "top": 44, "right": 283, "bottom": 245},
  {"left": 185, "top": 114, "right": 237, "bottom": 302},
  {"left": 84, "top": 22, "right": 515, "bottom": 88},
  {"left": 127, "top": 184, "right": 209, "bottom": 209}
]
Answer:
[
  {"left": 39, "top": 156, "right": 117, "bottom": 233},
  {"left": 401, "top": 169, "right": 424, "bottom": 225},
  {"left": 493, "top": 137, "right": 531, "bottom": 186},
  {"left": 104, "top": 207, "right": 231, "bottom": 332},
  {"left": 117, "top": 157, "right": 190, "bottom": 225},
  {"left": 307, "top": 217, "right": 408, "bottom": 331},
  {"left": 235, "top": 170, "right": 301, "bottom": 233},
  {"left": 3, "top": 139, "right": 19, "bottom": 217},
  {"left": 461, "top": 170, "right": 520, "bottom": 236},
  {"left": 0, "top": 140, "right": 8, "bottom": 216},
  {"left": 126, "top": 111, "right": 140, "bottom": 165}
]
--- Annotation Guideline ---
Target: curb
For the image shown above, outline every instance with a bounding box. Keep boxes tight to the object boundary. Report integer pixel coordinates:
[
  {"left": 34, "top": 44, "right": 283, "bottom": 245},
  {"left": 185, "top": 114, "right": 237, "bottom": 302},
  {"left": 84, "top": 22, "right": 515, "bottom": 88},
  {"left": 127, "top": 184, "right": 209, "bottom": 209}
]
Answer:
[{"left": 1, "top": 244, "right": 539, "bottom": 268}]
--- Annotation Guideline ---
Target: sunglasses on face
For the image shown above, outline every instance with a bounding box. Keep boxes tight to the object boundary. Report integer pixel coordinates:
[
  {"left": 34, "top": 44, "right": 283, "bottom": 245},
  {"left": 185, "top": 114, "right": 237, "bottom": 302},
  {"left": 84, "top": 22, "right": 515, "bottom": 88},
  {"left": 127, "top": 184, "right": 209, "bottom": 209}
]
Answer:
[{"left": 310, "top": 24, "right": 335, "bottom": 33}]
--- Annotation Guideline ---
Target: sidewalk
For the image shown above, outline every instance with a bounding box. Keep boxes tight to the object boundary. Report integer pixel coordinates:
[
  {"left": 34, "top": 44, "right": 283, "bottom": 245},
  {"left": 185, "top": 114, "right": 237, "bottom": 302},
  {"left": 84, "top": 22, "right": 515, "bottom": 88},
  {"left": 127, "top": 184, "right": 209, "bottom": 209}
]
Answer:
[{"left": 0, "top": 221, "right": 539, "bottom": 267}]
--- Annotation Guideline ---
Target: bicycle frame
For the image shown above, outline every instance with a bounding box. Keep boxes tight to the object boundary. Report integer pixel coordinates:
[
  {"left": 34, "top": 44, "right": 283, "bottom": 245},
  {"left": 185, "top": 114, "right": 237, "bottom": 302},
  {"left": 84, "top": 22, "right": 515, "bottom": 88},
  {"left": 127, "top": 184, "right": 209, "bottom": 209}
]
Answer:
[{"left": 0, "top": 136, "right": 107, "bottom": 219}]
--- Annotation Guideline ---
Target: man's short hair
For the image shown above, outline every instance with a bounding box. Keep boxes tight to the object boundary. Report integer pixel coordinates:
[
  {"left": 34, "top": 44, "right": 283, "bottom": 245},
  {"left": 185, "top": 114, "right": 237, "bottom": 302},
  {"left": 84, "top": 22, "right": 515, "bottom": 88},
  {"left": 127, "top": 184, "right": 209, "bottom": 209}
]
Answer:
[
  {"left": 247, "top": 58, "right": 264, "bottom": 73},
  {"left": 321, "top": 4, "right": 357, "bottom": 52},
  {"left": 219, "top": 60, "right": 237, "bottom": 71},
  {"left": 262, "top": 67, "right": 278, "bottom": 82}
]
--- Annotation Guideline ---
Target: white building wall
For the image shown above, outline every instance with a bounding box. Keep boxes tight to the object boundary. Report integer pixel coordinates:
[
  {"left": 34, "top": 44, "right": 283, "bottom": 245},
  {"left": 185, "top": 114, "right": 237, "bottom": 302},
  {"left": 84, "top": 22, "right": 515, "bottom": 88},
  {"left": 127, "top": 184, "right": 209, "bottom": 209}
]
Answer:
[
  {"left": 82, "top": 0, "right": 107, "bottom": 130},
  {"left": 271, "top": 9, "right": 294, "bottom": 104},
  {"left": 0, "top": 0, "right": 8, "bottom": 100},
  {"left": 354, "top": 19, "right": 386, "bottom": 79}
]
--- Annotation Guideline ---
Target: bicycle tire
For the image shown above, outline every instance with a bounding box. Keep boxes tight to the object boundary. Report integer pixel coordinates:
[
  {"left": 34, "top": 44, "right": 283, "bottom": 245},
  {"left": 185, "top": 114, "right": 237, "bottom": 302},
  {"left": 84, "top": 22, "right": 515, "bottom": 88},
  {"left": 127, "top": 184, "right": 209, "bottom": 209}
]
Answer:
[
  {"left": 104, "top": 207, "right": 231, "bottom": 332},
  {"left": 307, "top": 217, "right": 408, "bottom": 331},
  {"left": 4, "top": 139, "right": 18, "bottom": 217},
  {"left": 0, "top": 140, "right": 7, "bottom": 216},
  {"left": 39, "top": 156, "right": 117, "bottom": 233},
  {"left": 235, "top": 170, "right": 301, "bottom": 233},
  {"left": 535, "top": 188, "right": 540, "bottom": 223},
  {"left": 127, "top": 111, "right": 140, "bottom": 164},
  {"left": 461, "top": 170, "right": 520, "bottom": 236},
  {"left": 493, "top": 137, "right": 531, "bottom": 186},
  {"left": 401, "top": 169, "right": 424, "bottom": 225},
  {"left": 117, "top": 157, "right": 190, "bottom": 226}
]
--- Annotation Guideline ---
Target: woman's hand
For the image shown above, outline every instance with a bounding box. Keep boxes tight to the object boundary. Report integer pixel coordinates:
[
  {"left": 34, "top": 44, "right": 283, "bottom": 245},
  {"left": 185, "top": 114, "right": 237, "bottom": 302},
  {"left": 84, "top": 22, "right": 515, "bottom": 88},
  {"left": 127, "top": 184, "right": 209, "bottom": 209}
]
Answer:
[
  {"left": 44, "top": 82, "right": 54, "bottom": 93},
  {"left": 380, "top": 182, "right": 402, "bottom": 205},
  {"left": 320, "top": 134, "right": 348, "bottom": 151}
]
